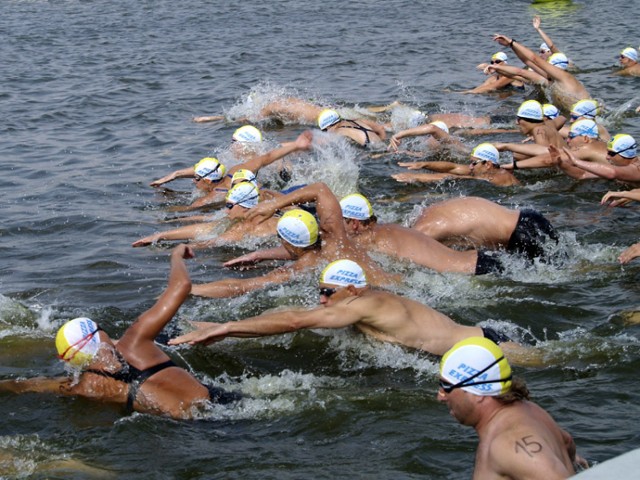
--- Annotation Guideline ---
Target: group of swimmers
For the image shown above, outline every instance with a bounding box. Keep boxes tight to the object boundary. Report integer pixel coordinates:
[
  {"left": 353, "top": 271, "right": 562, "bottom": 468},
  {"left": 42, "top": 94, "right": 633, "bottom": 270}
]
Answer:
[{"left": 4, "top": 14, "right": 640, "bottom": 479}]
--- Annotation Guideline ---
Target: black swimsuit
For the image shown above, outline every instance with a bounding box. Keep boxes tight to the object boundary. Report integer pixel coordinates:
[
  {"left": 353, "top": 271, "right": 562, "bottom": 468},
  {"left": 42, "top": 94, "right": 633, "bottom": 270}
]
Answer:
[{"left": 337, "top": 119, "right": 376, "bottom": 146}]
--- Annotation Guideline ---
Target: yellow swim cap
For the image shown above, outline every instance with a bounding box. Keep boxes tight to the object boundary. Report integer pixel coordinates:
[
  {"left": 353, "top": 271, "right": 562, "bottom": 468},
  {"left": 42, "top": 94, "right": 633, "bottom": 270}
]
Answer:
[
  {"left": 277, "top": 209, "right": 319, "bottom": 247},
  {"left": 320, "top": 259, "right": 367, "bottom": 287},
  {"left": 194, "top": 157, "right": 226, "bottom": 182},
  {"left": 232, "top": 125, "right": 263, "bottom": 143},
  {"left": 55, "top": 317, "right": 101, "bottom": 367},
  {"left": 339, "top": 193, "right": 373, "bottom": 220},
  {"left": 318, "top": 109, "right": 341, "bottom": 130}
]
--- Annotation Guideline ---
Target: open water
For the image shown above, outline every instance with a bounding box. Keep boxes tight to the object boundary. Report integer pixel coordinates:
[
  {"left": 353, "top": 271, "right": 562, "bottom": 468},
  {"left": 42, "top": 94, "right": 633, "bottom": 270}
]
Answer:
[{"left": 2, "top": 0, "right": 640, "bottom": 478}]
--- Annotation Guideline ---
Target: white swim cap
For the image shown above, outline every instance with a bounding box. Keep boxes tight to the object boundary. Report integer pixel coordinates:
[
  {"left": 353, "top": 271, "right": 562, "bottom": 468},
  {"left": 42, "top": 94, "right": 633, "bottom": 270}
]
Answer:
[
  {"left": 226, "top": 182, "right": 259, "bottom": 208},
  {"left": 608, "top": 134, "right": 637, "bottom": 159},
  {"left": 231, "top": 168, "right": 257, "bottom": 186},
  {"left": 542, "top": 103, "right": 559, "bottom": 119},
  {"left": 318, "top": 109, "right": 341, "bottom": 130},
  {"left": 491, "top": 52, "right": 508, "bottom": 63},
  {"left": 471, "top": 143, "right": 500, "bottom": 166},
  {"left": 540, "top": 42, "right": 551, "bottom": 53},
  {"left": 55, "top": 317, "right": 101, "bottom": 367},
  {"left": 571, "top": 99, "right": 599, "bottom": 120},
  {"left": 277, "top": 209, "right": 319, "bottom": 247},
  {"left": 516, "top": 100, "right": 544, "bottom": 121},
  {"left": 320, "top": 259, "right": 367, "bottom": 288},
  {"left": 340, "top": 193, "right": 373, "bottom": 220},
  {"left": 440, "top": 337, "right": 512, "bottom": 396},
  {"left": 429, "top": 120, "right": 449, "bottom": 134},
  {"left": 232, "top": 125, "right": 263, "bottom": 143},
  {"left": 620, "top": 47, "right": 638, "bottom": 62},
  {"left": 548, "top": 52, "right": 569, "bottom": 70},
  {"left": 194, "top": 157, "right": 226, "bottom": 182},
  {"left": 569, "top": 119, "right": 599, "bottom": 139}
]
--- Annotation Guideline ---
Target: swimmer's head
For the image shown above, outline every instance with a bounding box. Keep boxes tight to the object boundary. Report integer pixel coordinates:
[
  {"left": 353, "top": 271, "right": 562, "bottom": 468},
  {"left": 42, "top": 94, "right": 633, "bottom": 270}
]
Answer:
[
  {"left": 225, "top": 182, "right": 259, "bottom": 209},
  {"left": 277, "top": 209, "right": 319, "bottom": 248},
  {"left": 429, "top": 120, "right": 450, "bottom": 134},
  {"left": 570, "top": 99, "right": 599, "bottom": 121},
  {"left": 516, "top": 100, "right": 544, "bottom": 122},
  {"left": 542, "top": 104, "right": 560, "bottom": 120},
  {"left": 620, "top": 47, "right": 638, "bottom": 63},
  {"left": 55, "top": 317, "right": 102, "bottom": 367},
  {"left": 548, "top": 52, "right": 569, "bottom": 70},
  {"left": 231, "top": 168, "right": 258, "bottom": 186},
  {"left": 568, "top": 119, "right": 599, "bottom": 140},
  {"left": 319, "top": 259, "right": 368, "bottom": 288},
  {"left": 194, "top": 157, "right": 226, "bottom": 183},
  {"left": 318, "top": 109, "right": 341, "bottom": 131},
  {"left": 232, "top": 125, "right": 263, "bottom": 143},
  {"left": 607, "top": 134, "right": 638, "bottom": 159},
  {"left": 471, "top": 143, "right": 500, "bottom": 166},
  {"left": 340, "top": 193, "right": 374, "bottom": 220},
  {"left": 491, "top": 52, "right": 508, "bottom": 64},
  {"left": 539, "top": 42, "right": 551, "bottom": 54},
  {"left": 440, "top": 337, "right": 512, "bottom": 396}
]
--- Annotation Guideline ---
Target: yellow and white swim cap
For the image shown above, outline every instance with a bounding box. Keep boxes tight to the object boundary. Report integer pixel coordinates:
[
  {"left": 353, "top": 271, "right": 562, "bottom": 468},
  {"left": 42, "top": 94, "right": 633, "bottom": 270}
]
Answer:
[
  {"left": 429, "top": 120, "right": 449, "bottom": 134},
  {"left": 231, "top": 168, "right": 257, "bottom": 186},
  {"left": 620, "top": 47, "right": 638, "bottom": 62},
  {"left": 55, "top": 317, "right": 101, "bottom": 367},
  {"left": 440, "top": 337, "right": 512, "bottom": 396},
  {"left": 542, "top": 103, "right": 559, "bottom": 119},
  {"left": 471, "top": 143, "right": 500, "bottom": 166},
  {"left": 232, "top": 125, "right": 263, "bottom": 143},
  {"left": 277, "top": 209, "right": 319, "bottom": 247},
  {"left": 571, "top": 99, "right": 599, "bottom": 120},
  {"left": 491, "top": 52, "right": 508, "bottom": 63},
  {"left": 226, "top": 182, "right": 260, "bottom": 208},
  {"left": 194, "top": 157, "right": 226, "bottom": 182},
  {"left": 318, "top": 109, "right": 341, "bottom": 130},
  {"left": 516, "top": 100, "right": 544, "bottom": 121},
  {"left": 340, "top": 193, "right": 373, "bottom": 220},
  {"left": 608, "top": 134, "right": 637, "bottom": 159},
  {"left": 569, "top": 119, "right": 599, "bottom": 139},
  {"left": 320, "top": 259, "right": 367, "bottom": 288},
  {"left": 548, "top": 52, "right": 569, "bottom": 70}
]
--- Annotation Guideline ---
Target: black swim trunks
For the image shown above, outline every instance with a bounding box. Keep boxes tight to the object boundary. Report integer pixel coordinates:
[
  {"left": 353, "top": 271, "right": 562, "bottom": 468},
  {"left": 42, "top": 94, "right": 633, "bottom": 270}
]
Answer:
[
  {"left": 481, "top": 326, "right": 512, "bottom": 345},
  {"left": 475, "top": 250, "right": 504, "bottom": 275},
  {"left": 507, "top": 209, "right": 558, "bottom": 261}
]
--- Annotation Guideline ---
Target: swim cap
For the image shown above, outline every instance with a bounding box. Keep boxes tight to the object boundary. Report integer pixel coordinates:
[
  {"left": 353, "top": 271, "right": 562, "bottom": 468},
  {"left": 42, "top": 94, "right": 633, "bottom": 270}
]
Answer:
[
  {"left": 440, "top": 337, "right": 512, "bottom": 396},
  {"left": 542, "top": 103, "right": 559, "bottom": 119},
  {"left": 55, "top": 317, "right": 101, "bottom": 367},
  {"left": 194, "top": 157, "right": 226, "bottom": 182},
  {"left": 571, "top": 99, "right": 599, "bottom": 120},
  {"left": 540, "top": 42, "right": 551, "bottom": 53},
  {"left": 277, "top": 209, "right": 319, "bottom": 247},
  {"left": 607, "top": 134, "right": 637, "bottom": 159},
  {"left": 232, "top": 125, "right": 263, "bottom": 143},
  {"left": 429, "top": 120, "right": 450, "bottom": 134},
  {"left": 318, "top": 109, "right": 341, "bottom": 130},
  {"left": 491, "top": 52, "right": 508, "bottom": 63},
  {"left": 340, "top": 193, "right": 373, "bottom": 220},
  {"left": 569, "top": 119, "right": 599, "bottom": 139},
  {"left": 548, "top": 52, "right": 569, "bottom": 70},
  {"left": 516, "top": 100, "right": 544, "bottom": 121},
  {"left": 226, "top": 182, "right": 259, "bottom": 208},
  {"left": 471, "top": 143, "right": 500, "bottom": 166},
  {"left": 620, "top": 47, "right": 638, "bottom": 62},
  {"left": 231, "top": 168, "right": 257, "bottom": 186},
  {"left": 320, "top": 259, "right": 367, "bottom": 288}
]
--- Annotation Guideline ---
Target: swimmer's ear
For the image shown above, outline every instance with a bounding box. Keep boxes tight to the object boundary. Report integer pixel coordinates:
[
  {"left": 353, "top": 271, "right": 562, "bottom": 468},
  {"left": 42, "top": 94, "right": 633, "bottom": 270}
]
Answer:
[{"left": 346, "top": 285, "right": 358, "bottom": 296}]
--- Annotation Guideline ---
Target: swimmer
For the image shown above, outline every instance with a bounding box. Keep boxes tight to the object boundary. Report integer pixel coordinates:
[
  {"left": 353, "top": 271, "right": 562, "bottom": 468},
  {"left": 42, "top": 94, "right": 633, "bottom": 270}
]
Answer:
[
  {"left": 505, "top": 119, "right": 607, "bottom": 177},
  {"left": 193, "top": 97, "right": 324, "bottom": 125},
  {"left": 190, "top": 182, "right": 399, "bottom": 299},
  {"left": 393, "top": 143, "right": 520, "bottom": 187},
  {"left": 165, "top": 130, "right": 313, "bottom": 212},
  {"left": 0, "top": 245, "right": 241, "bottom": 419},
  {"left": 318, "top": 109, "right": 387, "bottom": 148},
  {"left": 171, "top": 260, "right": 540, "bottom": 366},
  {"left": 532, "top": 15, "right": 565, "bottom": 61},
  {"left": 615, "top": 47, "right": 640, "bottom": 77},
  {"left": 339, "top": 193, "right": 504, "bottom": 275},
  {"left": 387, "top": 121, "right": 467, "bottom": 154},
  {"left": 556, "top": 133, "right": 640, "bottom": 184},
  {"left": 150, "top": 125, "right": 264, "bottom": 187},
  {"left": 461, "top": 52, "right": 525, "bottom": 94},
  {"left": 493, "top": 100, "right": 566, "bottom": 161},
  {"left": 437, "top": 337, "right": 587, "bottom": 479},
  {"left": 560, "top": 99, "right": 609, "bottom": 142},
  {"left": 493, "top": 34, "right": 590, "bottom": 110},
  {"left": 412, "top": 196, "right": 559, "bottom": 261}
]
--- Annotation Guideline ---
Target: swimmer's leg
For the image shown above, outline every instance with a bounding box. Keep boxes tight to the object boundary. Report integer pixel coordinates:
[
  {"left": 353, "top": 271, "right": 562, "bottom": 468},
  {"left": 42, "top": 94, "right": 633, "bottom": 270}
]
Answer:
[{"left": 501, "top": 341, "right": 546, "bottom": 368}]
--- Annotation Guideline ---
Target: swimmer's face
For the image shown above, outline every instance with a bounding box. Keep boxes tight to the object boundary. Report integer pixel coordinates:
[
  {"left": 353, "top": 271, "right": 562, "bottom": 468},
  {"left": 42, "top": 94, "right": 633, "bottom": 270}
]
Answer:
[
  {"left": 318, "top": 283, "right": 350, "bottom": 306},
  {"left": 278, "top": 236, "right": 307, "bottom": 259},
  {"left": 539, "top": 49, "right": 551, "bottom": 60},
  {"left": 437, "top": 378, "right": 477, "bottom": 426},
  {"left": 469, "top": 158, "right": 494, "bottom": 174},
  {"left": 193, "top": 175, "right": 220, "bottom": 191},
  {"left": 619, "top": 55, "right": 631, "bottom": 66},
  {"left": 225, "top": 202, "right": 246, "bottom": 220}
]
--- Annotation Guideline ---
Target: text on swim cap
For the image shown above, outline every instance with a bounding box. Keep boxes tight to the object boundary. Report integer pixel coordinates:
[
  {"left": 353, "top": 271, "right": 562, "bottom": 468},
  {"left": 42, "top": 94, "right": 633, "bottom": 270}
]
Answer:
[{"left": 446, "top": 362, "right": 495, "bottom": 392}]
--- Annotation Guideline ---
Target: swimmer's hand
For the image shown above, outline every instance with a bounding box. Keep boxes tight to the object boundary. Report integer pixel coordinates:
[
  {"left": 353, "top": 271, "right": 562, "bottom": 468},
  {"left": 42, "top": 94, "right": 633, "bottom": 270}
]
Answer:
[
  {"left": 169, "top": 321, "right": 229, "bottom": 346},
  {"left": 223, "top": 252, "right": 262, "bottom": 268},
  {"left": 398, "top": 161, "right": 429, "bottom": 170},
  {"left": 392, "top": 173, "right": 420, "bottom": 183},
  {"left": 173, "top": 243, "right": 195, "bottom": 260},
  {"left": 193, "top": 115, "right": 225, "bottom": 123},
  {"left": 243, "top": 201, "right": 279, "bottom": 223},
  {"left": 493, "top": 34, "right": 512, "bottom": 47},
  {"left": 132, "top": 234, "right": 160, "bottom": 247},
  {"left": 619, "top": 243, "right": 640, "bottom": 264},
  {"left": 601, "top": 191, "right": 634, "bottom": 207}
]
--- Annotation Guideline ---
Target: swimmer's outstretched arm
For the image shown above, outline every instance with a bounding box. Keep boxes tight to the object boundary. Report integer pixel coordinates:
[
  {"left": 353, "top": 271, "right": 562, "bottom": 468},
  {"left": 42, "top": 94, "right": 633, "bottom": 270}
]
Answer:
[
  {"left": 193, "top": 115, "right": 226, "bottom": 123},
  {"left": 601, "top": 188, "right": 640, "bottom": 207},
  {"left": 132, "top": 221, "right": 222, "bottom": 247},
  {"left": 389, "top": 124, "right": 450, "bottom": 151},
  {"left": 240, "top": 131, "right": 313, "bottom": 174},
  {"left": 532, "top": 16, "right": 559, "bottom": 54},
  {"left": 0, "top": 377, "right": 72, "bottom": 394},
  {"left": 392, "top": 172, "right": 458, "bottom": 183},
  {"left": 488, "top": 64, "right": 547, "bottom": 86},
  {"left": 150, "top": 167, "right": 196, "bottom": 188},
  {"left": 619, "top": 242, "right": 640, "bottom": 264},
  {"left": 191, "top": 264, "right": 298, "bottom": 298},
  {"left": 397, "top": 161, "right": 470, "bottom": 174},
  {"left": 222, "top": 246, "right": 294, "bottom": 267}
]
